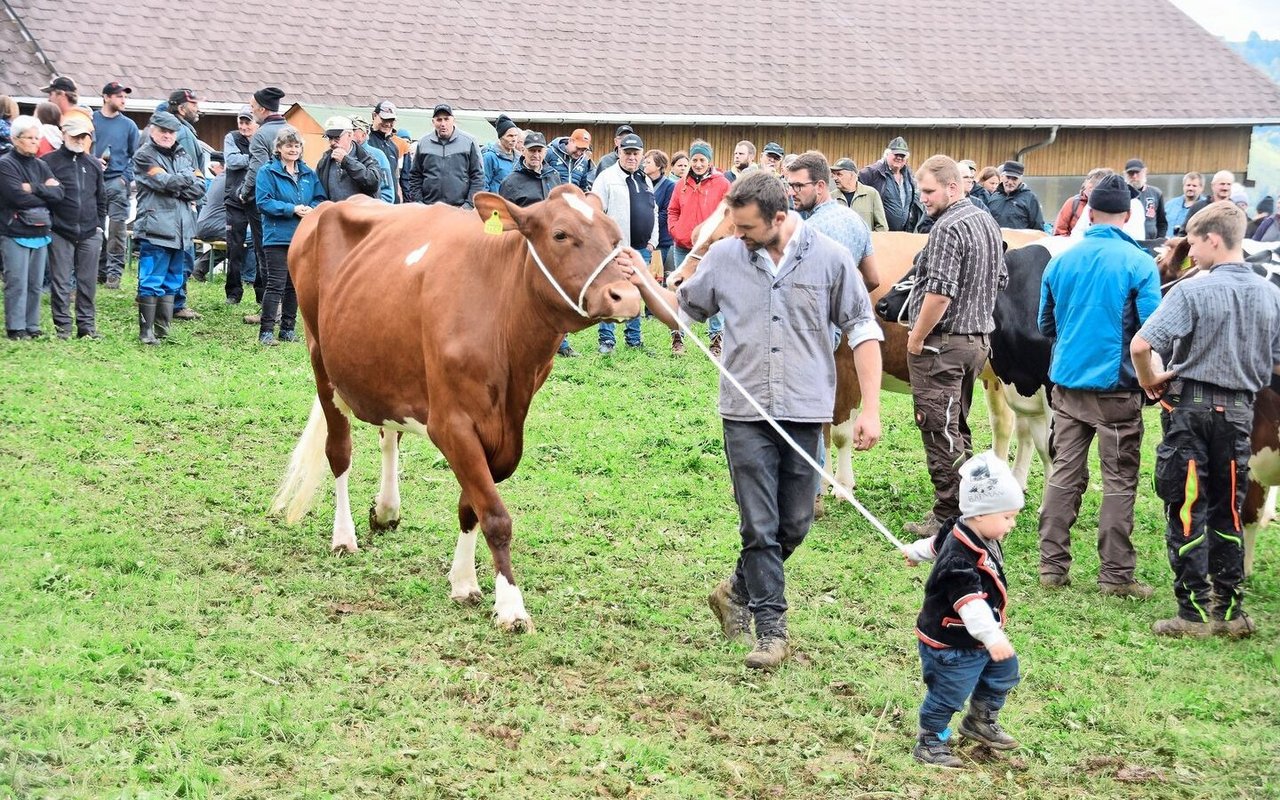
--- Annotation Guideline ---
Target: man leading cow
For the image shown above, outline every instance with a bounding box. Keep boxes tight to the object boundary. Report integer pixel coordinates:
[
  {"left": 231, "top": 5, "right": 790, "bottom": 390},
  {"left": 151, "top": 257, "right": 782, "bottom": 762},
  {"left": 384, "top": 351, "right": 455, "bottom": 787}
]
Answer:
[{"left": 625, "top": 171, "right": 884, "bottom": 671}]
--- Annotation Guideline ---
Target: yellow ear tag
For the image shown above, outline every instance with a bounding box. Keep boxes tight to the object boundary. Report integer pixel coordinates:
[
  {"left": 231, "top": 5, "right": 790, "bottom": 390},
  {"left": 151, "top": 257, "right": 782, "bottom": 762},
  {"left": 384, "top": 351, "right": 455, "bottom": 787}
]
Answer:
[{"left": 484, "top": 211, "right": 504, "bottom": 236}]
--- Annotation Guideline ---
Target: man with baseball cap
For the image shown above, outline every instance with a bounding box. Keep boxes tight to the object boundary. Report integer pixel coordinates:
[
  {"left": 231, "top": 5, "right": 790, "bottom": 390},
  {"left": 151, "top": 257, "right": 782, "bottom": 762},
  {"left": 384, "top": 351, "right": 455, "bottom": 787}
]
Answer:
[
  {"left": 1124, "top": 158, "right": 1167, "bottom": 239},
  {"left": 546, "top": 128, "right": 594, "bottom": 190},
  {"left": 986, "top": 160, "right": 1045, "bottom": 231},
  {"left": 831, "top": 157, "right": 887, "bottom": 231},
  {"left": 161, "top": 89, "right": 210, "bottom": 320},
  {"left": 595, "top": 124, "right": 635, "bottom": 175},
  {"left": 350, "top": 117, "right": 395, "bottom": 202},
  {"left": 42, "top": 76, "right": 94, "bottom": 131},
  {"left": 759, "top": 142, "right": 785, "bottom": 174},
  {"left": 858, "top": 136, "right": 923, "bottom": 232},
  {"left": 368, "top": 100, "right": 403, "bottom": 202},
  {"left": 315, "top": 116, "right": 381, "bottom": 201},
  {"left": 219, "top": 106, "right": 258, "bottom": 304},
  {"left": 238, "top": 86, "right": 288, "bottom": 324},
  {"left": 407, "top": 103, "right": 484, "bottom": 208},
  {"left": 42, "top": 116, "right": 106, "bottom": 338},
  {"left": 590, "top": 132, "right": 657, "bottom": 354},
  {"left": 498, "top": 131, "right": 562, "bottom": 208},
  {"left": 92, "top": 80, "right": 140, "bottom": 289}
]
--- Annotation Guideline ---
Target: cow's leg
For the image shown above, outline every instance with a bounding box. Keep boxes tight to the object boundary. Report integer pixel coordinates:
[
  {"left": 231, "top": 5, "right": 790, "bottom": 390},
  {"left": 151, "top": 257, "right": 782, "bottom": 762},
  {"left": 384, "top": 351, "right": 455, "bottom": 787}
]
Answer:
[
  {"left": 1007, "top": 388, "right": 1052, "bottom": 490},
  {"left": 448, "top": 500, "right": 484, "bottom": 605},
  {"left": 1030, "top": 389, "right": 1054, "bottom": 487},
  {"left": 983, "top": 372, "right": 1015, "bottom": 461},
  {"left": 431, "top": 419, "right": 532, "bottom": 632},
  {"left": 369, "top": 428, "right": 403, "bottom": 532},
  {"left": 829, "top": 415, "right": 857, "bottom": 493},
  {"left": 1241, "top": 480, "right": 1271, "bottom": 578},
  {"left": 318, "top": 387, "right": 357, "bottom": 555}
]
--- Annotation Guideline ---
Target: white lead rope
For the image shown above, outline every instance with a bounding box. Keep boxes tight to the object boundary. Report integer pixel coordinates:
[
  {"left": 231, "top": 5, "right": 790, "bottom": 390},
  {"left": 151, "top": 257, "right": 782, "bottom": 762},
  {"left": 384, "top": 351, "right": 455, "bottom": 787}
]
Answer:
[
  {"left": 644, "top": 273, "right": 908, "bottom": 553},
  {"left": 526, "top": 240, "right": 624, "bottom": 317}
]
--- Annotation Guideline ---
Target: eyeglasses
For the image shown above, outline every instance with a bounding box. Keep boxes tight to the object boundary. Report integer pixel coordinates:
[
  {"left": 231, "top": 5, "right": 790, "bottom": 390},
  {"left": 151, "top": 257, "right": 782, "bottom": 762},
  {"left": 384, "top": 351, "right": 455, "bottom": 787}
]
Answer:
[{"left": 786, "top": 181, "right": 815, "bottom": 192}]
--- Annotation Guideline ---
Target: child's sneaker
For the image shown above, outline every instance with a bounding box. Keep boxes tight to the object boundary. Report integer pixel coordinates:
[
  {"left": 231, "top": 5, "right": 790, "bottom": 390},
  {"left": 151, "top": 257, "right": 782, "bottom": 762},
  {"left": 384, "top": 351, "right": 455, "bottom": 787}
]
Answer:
[
  {"left": 913, "top": 729, "right": 963, "bottom": 768},
  {"left": 958, "top": 703, "right": 1019, "bottom": 750}
]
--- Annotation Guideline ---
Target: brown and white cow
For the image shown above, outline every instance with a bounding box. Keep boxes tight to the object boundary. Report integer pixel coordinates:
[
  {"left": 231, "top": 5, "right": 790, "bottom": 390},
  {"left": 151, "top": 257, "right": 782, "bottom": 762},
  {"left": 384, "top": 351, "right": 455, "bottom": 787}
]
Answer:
[{"left": 271, "top": 187, "right": 642, "bottom": 631}]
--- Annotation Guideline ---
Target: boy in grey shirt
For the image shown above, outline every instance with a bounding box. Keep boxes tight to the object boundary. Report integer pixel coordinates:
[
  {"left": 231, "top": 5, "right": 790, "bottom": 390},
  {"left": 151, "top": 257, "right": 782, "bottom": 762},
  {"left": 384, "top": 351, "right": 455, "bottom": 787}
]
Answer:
[{"left": 1132, "top": 200, "right": 1280, "bottom": 639}]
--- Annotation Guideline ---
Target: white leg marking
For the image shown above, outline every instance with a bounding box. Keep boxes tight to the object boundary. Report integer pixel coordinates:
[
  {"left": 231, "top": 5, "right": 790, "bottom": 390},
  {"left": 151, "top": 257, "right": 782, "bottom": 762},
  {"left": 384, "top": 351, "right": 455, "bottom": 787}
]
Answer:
[
  {"left": 1243, "top": 523, "right": 1258, "bottom": 577},
  {"left": 492, "top": 573, "right": 533, "bottom": 633},
  {"left": 373, "top": 429, "right": 401, "bottom": 527},
  {"left": 986, "top": 379, "right": 1015, "bottom": 461},
  {"left": 448, "top": 527, "right": 482, "bottom": 604},
  {"left": 830, "top": 416, "right": 857, "bottom": 492},
  {"left": 331, "top": 471, "right": 358, "bottom": 554}
]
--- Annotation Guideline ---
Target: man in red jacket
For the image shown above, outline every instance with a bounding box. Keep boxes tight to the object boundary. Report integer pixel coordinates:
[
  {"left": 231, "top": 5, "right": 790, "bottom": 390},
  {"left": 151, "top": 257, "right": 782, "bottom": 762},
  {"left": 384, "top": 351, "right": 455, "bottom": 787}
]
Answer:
[{"left": 667, "top": 139, "right": 730, "bottom": 355}]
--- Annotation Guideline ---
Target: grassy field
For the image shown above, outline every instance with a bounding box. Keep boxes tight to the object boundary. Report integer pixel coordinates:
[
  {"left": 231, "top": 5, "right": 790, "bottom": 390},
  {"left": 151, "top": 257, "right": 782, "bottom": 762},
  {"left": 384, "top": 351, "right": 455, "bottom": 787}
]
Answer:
[{"left": 1, "top": 275, "right": 1277, "bottom": 799}]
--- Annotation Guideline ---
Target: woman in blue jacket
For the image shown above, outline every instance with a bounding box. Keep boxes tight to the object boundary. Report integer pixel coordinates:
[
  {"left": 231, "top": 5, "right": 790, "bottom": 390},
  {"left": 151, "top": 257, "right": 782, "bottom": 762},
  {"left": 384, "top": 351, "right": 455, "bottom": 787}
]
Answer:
[{"left": 254, "top": 126, "right": 325, "bottom": 346}]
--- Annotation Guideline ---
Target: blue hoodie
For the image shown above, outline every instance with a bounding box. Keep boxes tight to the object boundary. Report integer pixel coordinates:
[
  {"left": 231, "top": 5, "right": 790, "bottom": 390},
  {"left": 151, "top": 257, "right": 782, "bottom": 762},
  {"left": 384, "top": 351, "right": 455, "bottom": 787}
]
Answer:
[{"left": 1038, "top": 225, "right": 1161, "bottom": 391}]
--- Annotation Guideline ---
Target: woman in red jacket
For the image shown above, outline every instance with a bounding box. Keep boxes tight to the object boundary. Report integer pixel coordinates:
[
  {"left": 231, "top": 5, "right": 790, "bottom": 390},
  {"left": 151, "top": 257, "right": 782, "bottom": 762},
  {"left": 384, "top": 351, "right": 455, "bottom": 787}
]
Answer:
[{"left": 667, "top": 140, "right": 730, "bottom": 355}]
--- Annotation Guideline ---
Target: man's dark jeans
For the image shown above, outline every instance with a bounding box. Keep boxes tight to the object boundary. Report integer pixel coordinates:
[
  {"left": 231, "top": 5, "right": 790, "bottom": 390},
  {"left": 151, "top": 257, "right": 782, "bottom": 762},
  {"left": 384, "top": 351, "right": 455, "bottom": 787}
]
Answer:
[
  {"left": 918, "top": 642, "right": 1021, "bottom": 734},
  {"left": 723, "top": 418, "right": 821, "bottom": 639}
]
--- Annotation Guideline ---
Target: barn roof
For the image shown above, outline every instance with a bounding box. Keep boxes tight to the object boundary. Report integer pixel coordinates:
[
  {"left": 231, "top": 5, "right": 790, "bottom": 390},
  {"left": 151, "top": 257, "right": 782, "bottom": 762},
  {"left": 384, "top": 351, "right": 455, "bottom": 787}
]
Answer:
[{"left": 6, "top": 0, "right": 1280, "bottom": 126}]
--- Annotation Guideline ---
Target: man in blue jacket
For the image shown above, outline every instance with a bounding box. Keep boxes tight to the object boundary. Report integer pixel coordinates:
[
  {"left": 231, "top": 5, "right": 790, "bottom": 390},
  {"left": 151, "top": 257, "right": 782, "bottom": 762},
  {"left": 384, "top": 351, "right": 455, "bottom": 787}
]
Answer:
[{"left": 1036, "top": 174, "right": 1161, "bottom": 595}]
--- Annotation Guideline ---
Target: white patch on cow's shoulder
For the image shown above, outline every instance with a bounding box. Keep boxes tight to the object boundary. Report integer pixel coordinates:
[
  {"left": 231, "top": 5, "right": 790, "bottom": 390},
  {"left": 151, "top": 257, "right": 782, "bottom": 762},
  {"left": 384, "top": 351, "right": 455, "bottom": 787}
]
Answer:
[
  {"left": 380, "top": 418, "right": 430, "bottom": 437},
  {"left": 405, "top": 242, "right": 431, "bottom": 266},
  {"left": 493, "top": 574, "right": 533, "bottom": 632},
  {"left": 1249, "top": 446, "right": 1280, "bottom": 487},
  {"left": 1035, "top": 236, "right": 1081, "bottom": 259},
  {"left": 333, "top": 392, "right": 353, "bottom": 416},
  {"left": 564, "top": 192, "right": 594, "bottom": 221}
]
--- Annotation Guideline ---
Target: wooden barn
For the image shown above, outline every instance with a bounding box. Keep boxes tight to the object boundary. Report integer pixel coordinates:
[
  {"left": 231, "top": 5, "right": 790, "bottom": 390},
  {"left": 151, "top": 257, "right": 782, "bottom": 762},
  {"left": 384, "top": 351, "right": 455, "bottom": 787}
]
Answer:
[{"left": 3, "top": 0, "right": 1278, "bottom": 206}]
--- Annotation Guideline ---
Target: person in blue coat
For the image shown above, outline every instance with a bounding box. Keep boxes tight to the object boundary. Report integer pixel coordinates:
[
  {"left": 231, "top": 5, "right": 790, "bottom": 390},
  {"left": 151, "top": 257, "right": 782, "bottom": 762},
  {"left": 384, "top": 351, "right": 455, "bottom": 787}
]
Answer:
[
  {"left": 254, "top": 125, "right": 326, "bottom": 346},
  {"left": 1036, "top": 174, "right": 1161, "bottom": 595}
]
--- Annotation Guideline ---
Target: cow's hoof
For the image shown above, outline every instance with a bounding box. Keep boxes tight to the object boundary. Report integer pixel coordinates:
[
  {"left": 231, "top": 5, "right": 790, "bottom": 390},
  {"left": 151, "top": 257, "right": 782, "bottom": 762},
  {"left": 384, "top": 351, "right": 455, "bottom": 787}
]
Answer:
[
  {"left": 330, "top": 541, "right": 359, "bottom": 556},
  {"left": 494, "top": 612, "right": 534, "bottom": 634},
  {"left": 813, "top": 495, "right": 827, "bottom": 519},
  {"left": 368, "top": 504, "right": 400, "bottom": 533},
  {"left": 451, "top": 589, "right": 484, "bottom": 606}
]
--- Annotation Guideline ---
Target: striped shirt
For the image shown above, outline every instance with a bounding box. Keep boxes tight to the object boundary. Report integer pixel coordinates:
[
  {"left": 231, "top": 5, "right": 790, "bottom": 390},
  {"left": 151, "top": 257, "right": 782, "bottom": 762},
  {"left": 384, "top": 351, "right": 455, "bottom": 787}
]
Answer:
[
  {"left": 1137, "top": 262, "right": 1280, "bottom": 393},
  {"left": 907, "top": 198, "right": 1006, "bottom": 334}
]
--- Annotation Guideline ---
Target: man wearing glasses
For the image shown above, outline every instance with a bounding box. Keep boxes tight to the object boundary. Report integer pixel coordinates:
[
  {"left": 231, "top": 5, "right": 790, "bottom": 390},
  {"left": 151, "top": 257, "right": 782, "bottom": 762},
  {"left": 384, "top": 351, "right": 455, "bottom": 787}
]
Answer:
[
  {"left": 315, "top": 116, "right": 381, "bottom": 201},
  {"left": 858, "top": 136, "right": 923, "bottom": 232},
  {"left": 785, "top": 152, "right": 879, "bottom": 292}
]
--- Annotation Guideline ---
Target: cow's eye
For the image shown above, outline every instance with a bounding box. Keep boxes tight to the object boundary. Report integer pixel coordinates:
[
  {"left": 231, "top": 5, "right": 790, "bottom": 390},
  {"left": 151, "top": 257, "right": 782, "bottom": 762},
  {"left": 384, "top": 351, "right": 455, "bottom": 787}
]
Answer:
[{"left": 553, "top": 231, "right": 568, "bottom": 242}]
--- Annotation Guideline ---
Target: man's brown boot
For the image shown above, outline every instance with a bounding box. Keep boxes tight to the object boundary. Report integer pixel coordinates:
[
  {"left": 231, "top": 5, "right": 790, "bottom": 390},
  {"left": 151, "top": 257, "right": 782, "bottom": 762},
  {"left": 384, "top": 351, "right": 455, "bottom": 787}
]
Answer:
[
  {"left": 744, "top": 637, "right": 790, "bottom": 671},
  {"left": 707, "top": 580, "right": 752, "bottom": 645},
  {"left": 1152, "top": 616, "right": 1213, "bottom": 638},
  {"left": 671, "top": 330, "right": 685, "bottom": 356}
]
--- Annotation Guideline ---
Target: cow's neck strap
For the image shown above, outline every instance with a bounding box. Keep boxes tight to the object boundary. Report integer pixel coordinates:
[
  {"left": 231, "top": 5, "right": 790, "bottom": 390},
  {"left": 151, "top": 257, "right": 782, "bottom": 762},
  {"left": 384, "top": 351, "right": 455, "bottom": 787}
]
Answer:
[{"left": 525, "top": 240, "right": 623, "bottom": 318}]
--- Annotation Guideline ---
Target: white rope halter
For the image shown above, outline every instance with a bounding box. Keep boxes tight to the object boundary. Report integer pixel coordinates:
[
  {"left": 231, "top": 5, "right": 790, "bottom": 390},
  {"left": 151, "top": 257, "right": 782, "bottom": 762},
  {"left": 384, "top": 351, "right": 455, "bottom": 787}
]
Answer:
[{"left": 525, "top": 240, "right": 624, "bottom": 318}]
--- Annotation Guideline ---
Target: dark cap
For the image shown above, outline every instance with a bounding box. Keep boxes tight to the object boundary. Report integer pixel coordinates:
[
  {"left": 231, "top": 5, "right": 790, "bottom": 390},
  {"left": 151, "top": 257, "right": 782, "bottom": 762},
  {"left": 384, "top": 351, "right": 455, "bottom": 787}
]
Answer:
[
  {"left": 887, "top": 136, "right": 909, "bottom": 154},
  {"left": 432, "top": 103, "right": 453, "bottom": 118},
  {"left": 209, "top": 151, "right": 225, "bottom": 164},
  {"left": 763, "top": 141, "right": 785, "bottom": 158},
  {"left": 1124, "top": 158, "right": 1146, "bottom": 173},
  {"left": 831, "top": 157, "right": 858, "bottom": 172},
  {"left": 614, "top": 124, "right": 634, "bottom": 138},
  {"left": 619, "top": 133, "right": 644, "bottom": 151},
  {"left": 1089, "top": 174, "right": 1134, "bottom": 214},
  {"left": 101, "top": 81, "right": 131, "bottom": 96},
  {"left": 1258, "top": 195, "right": 1275, "bottom": 216},
  {"left": 169, "top": 88, "right": 199, "bottom": 106},
  {"left": 373, "top": 100, "right": 397, "bottom": 120},
  {"left": 41, "top": 76, "right": 77, "bottom": 94},
  {"left": 236, "top": 105, "right": 254, "bottom": 120},
  {"left": 1000, "top": 160, "right": 1025, "bottom": 177},
  {"left": 149, "top": 111, "right": 182, "bottom": 132},
  {"left": 523, "top": 131, "right": 547, "bottom": 149},
  {"left": 253, "top": 86, "right": 285, "bottom": 112}
]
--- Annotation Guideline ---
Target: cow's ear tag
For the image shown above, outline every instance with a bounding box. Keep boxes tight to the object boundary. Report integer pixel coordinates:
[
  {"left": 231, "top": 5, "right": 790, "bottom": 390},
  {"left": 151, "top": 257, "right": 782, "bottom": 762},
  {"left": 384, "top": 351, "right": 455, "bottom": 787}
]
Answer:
[{"left": 484, "top": 211, "right": 504, "bottom": 235}]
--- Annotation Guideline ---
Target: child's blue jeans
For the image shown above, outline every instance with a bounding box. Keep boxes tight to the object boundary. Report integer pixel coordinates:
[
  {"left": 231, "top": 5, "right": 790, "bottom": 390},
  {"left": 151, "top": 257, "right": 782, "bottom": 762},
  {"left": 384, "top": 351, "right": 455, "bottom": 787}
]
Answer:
[{"left": 918, "top": 641, "right": 1021, "bottom": 733}]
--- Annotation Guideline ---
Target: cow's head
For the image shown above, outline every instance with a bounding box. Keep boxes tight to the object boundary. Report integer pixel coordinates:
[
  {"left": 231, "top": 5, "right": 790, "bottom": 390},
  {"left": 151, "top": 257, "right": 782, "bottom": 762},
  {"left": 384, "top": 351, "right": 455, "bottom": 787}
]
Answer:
[
  {"left": 1156, "top": 236, "right": 1194, "bottom": 289},
  {"left": 474, "top": 186, "right": 642, "bottom": 324},
  {"left": 667, "top": 200, "right": 734, "bottom": 290}
]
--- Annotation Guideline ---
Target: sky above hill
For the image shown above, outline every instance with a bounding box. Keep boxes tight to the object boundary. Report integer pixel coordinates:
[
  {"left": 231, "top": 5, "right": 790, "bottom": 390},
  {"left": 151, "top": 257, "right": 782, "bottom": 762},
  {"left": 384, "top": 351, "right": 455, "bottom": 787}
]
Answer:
[{"left": 1168, "top": 0, "right": 1280, "bottom": 40}]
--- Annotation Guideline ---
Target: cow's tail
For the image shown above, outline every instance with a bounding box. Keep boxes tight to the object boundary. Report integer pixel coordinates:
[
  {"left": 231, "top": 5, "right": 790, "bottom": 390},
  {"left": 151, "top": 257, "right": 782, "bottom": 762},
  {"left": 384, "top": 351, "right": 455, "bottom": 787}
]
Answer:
[{"left": 271, "top": 397, "right": 330, "bottom": 524}]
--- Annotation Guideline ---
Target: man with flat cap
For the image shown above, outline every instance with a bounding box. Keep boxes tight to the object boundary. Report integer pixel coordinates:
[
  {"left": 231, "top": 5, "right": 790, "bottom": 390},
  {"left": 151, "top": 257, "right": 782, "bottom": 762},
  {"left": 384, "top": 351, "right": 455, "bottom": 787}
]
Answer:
[
  {"left": 986, "top": 160, "right": 1045, "bottom": 231},
  {"left": 1036, "top": 173, "right": 1160, "bottom": 597},
  {"left": 369, "top": 101, "right": 403, "bottom": 202},
  {"left": 859, "top": 136, "right": 922, "bottom": 232},
  {"left": 408, "top": 103, "right": 484, "bottom": 208},
  {"left": 92, "top": 80, "right": 139, "bottom": 290}
]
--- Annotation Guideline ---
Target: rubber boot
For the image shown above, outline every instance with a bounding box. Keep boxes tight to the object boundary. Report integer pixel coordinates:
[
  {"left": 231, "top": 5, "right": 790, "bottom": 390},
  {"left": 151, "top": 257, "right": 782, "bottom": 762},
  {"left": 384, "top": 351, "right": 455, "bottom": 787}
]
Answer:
[
  {"left": 155, "top": 295, "right": 175, "bottom": 340},
  {"left": 958, "top": 702, "right": 1019, "bottom": 749},
  {"left": 137, "top": 297, "right": 158, "bottom": 345}
]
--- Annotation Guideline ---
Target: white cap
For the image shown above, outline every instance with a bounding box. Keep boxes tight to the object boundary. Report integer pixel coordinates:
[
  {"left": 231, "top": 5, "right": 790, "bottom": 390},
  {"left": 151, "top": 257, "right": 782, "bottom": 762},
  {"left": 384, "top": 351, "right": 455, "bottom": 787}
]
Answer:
[{"left": 959, "top": 452, "right": 1024, "bottom": 519}]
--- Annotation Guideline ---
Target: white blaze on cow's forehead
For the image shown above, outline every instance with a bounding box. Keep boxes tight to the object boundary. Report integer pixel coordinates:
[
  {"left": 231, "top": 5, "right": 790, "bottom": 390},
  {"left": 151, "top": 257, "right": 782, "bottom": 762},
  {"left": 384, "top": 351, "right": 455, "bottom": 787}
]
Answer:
[
  {"left": 405, "top": 242, "right": 431, "bottom": 266},
  {"left": 564, "top": 192, "right": 594, "bottom": 221},
  {"left": 380, "top": 418, "right": 430, "bottom": 437}
]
